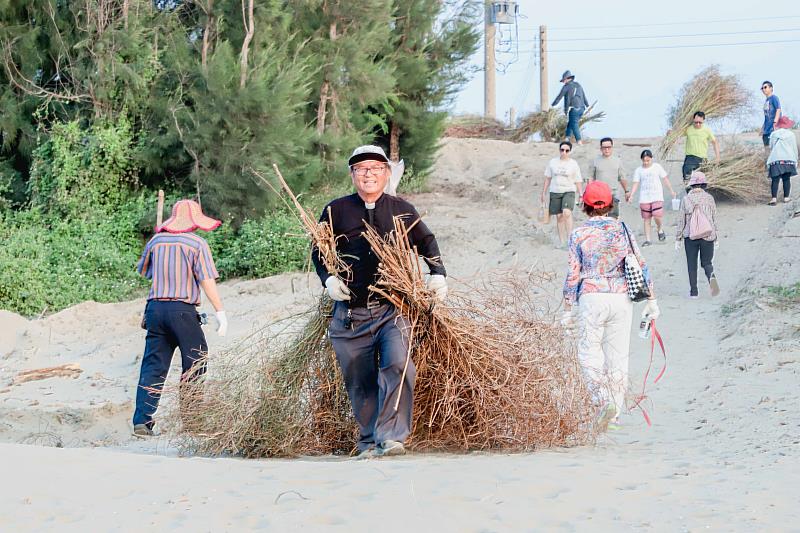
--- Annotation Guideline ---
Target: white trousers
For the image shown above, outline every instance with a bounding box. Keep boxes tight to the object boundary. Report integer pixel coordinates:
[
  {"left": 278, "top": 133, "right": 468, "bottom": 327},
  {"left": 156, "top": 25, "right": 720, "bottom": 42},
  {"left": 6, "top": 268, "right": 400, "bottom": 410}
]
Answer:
[{"left": 577, "top": 293, "right": 633, "bottom": 417}]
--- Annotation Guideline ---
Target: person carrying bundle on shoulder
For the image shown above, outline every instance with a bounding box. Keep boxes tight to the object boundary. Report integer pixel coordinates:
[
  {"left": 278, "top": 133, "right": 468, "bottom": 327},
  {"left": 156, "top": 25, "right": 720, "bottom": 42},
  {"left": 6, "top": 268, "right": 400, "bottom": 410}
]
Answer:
[{"left": 313, "top": 145, "right": 447, "bottom": 459}]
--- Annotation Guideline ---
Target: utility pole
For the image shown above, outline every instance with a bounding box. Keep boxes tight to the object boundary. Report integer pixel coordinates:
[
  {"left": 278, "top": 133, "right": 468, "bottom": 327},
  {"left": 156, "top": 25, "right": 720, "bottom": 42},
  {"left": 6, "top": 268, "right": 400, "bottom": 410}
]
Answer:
[
  {"left": 539, "top": 25, "right": 548, "bottom": 111},
  {"left": 484, "top": 2, "right": 496, "bottom": 119}
]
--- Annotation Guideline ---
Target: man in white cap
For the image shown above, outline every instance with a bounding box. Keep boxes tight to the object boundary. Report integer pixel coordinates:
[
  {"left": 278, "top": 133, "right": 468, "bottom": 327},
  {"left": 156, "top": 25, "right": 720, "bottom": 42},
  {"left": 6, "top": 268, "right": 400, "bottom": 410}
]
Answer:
[
  {"left": 132, "top": 199, "right": 228, "bottom": 437},
  {"left": 312, "top": 145, "right": 447, "bottom": 458}
]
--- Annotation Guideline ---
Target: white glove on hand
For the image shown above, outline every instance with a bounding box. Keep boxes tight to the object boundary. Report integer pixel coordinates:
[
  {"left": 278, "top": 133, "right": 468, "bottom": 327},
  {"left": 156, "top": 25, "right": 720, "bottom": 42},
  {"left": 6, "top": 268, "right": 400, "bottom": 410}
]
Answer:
[
  {"left": 714, "top": 240, "right": 720, "bottom": 250},
  {"left": 560, "top": 310, "right": 578, "bottom": 331},
  {"left": 215, "top": 310, "right": 228, "bottom": 337},
  {"left": 642, "top": 299, "right": 660, "bottom": 321},
  {"left": 325, "top": 276, "right": 351, "bottom": 302},
  {"left": 427, "top": 274, "right": 448, "bottom": 302},
  {"left": 674, "top": 240, "right": 681, "bottom": 251}
]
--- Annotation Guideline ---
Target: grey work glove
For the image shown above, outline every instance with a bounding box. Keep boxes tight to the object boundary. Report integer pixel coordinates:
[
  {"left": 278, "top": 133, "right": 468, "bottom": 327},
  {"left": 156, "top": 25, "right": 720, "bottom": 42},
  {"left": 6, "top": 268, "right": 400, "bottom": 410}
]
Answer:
[
  {"left": 325, "top": 277, "right": 351, "bottom": 302},
  {"left": 560, "top": 309, "right": 578, "bottom": 331},
  {"left": 427, "top": 274, "right": 448, "bottom": 302}
]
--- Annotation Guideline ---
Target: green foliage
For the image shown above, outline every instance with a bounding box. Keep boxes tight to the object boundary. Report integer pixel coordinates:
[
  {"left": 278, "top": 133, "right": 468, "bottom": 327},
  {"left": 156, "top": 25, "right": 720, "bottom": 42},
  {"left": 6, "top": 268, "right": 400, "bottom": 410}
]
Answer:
[
  {"left": 206, "top": 212, "right": 309, "bottom": 279},
  {"left": 765, "top": 283, "right": 800, "bottom": 308},
  {"left": 0, "top": 198, "right": 151, "bottom": 316}
]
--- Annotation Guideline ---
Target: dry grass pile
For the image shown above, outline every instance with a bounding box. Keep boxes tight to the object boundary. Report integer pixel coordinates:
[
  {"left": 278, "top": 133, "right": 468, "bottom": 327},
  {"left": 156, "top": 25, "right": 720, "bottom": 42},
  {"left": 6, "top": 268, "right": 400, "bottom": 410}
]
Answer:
[
  {"left": 160, "top": 169, "right": 593, "bottom": 457},
  {"left": 510, "top": 104, "right": 605, "bottom": 143},
  {"left": 658, "top": 65, "right": 749, "bottom": 159},
  {"left": 444, "top": 114, "right": 509, "bottom": 139},
  {"left": 700, "top": 145, "right": 769, "bottom": 203}
]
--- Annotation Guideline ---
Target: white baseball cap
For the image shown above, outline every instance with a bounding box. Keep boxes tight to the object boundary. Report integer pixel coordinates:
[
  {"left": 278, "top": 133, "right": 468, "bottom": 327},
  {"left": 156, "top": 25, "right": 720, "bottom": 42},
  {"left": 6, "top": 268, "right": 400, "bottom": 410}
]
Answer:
[{"left": 348, "top": 145, "right": 390, "bottom": 166}]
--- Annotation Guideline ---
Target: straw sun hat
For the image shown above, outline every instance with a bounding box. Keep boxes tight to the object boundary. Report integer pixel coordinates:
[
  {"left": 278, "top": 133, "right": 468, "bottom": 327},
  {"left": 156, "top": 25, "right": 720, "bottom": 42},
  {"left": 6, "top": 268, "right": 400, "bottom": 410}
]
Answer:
[{"left": 158, "top": 199, "right": 221, "bottom": 233}]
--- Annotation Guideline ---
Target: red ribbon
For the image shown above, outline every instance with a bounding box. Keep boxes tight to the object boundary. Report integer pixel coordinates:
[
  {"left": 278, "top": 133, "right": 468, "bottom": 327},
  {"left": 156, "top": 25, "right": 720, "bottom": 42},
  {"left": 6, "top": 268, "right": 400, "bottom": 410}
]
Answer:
[{"left": 630, "top": 319, "right": 667, "bottom": 426}]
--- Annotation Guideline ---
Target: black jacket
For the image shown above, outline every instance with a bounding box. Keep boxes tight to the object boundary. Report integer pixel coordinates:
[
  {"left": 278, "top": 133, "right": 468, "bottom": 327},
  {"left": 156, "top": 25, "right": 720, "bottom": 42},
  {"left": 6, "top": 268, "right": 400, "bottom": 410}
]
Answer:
[{"left": 312, "top": 193, "right": 445, "bottom": 307}]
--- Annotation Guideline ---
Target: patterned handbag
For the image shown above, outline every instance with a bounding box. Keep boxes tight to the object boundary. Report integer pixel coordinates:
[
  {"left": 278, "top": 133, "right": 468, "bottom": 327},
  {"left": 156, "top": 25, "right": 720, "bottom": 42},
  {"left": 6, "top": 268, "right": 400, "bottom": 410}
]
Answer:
[{"left": 621, "top": 222, "right": 651, "bottom": 302}]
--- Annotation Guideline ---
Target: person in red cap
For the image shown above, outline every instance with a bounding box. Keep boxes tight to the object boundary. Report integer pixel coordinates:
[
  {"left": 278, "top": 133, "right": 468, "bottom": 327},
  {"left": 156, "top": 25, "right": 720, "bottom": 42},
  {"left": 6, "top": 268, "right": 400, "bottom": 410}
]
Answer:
[
  {"left": 675, "top": 171, "right": 720, "bottom": 299},
  {"left": 132, "top": 199, "right": 228, "bottom": 437},
  {"left": 562, "top": 181, "right": 659, "bottom": 430},
  {"left": 766, "top": 115, "right": 798, "bottom": 205}
]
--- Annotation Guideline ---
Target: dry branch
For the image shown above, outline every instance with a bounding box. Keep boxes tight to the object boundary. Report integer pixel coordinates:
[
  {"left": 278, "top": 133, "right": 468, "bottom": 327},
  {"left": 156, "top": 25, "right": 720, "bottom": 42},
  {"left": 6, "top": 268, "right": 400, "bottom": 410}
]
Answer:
[
  {"left": 511, "top": 104, "right": 605, "bottom": 143},
  {"left": 14, "top": 363, "right": 82, "bottom": 385},
  {"left": 700, "top": 144, "right": 770, "bottom": 203}
]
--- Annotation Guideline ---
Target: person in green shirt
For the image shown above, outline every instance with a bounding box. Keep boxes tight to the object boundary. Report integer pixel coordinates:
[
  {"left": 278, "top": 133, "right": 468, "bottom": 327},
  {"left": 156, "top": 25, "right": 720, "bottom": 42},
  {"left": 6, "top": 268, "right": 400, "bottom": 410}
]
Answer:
[{"left": 681, "top": 111, "right": 720, "bottom": 189}]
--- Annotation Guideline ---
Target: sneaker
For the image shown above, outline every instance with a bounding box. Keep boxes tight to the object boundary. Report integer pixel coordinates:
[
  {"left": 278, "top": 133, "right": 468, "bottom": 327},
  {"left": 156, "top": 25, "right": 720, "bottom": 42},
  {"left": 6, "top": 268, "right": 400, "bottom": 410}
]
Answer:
[
  {"left": 657, "top": 231, "right": 666, "bottom": 242},
  {"left": 607, "top": 419, "right": 623, "bottom": 431},
  {"left": 355, "top": 446, "right": 378, "bottom": 460},
  {"left": 378, "top": 440, "right": 406, "bottom": 457},
  {"left": 768, "top": 199, "right": 777, "bottom": 206},
  {"left": 133, "top": 424, "right": 153, "bottom": 438},
  {"left": 783, "top": 197, "right": 791, "bottom": 203},
  {"left": 641, "top": 241, "right": 652, "bottom": 247},
  {"left": 594, "top": 403, "right": 617, "bottom": 432},
  {"left": 689, "top": 294, "right": 699, "bottom": 300},
  {"left": 709, "top": 275, "right": 720, "bottom": 297}
]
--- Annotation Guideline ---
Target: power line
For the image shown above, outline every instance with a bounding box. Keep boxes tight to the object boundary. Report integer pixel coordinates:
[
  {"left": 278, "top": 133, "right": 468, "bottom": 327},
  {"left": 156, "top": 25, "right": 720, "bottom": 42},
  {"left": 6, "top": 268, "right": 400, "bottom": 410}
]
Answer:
[
  {"left": 548, "top": 14, "right": 800, "bottom": 31},
  {"left": 546, "top": 38, "right": 800, "bottom": 53},
  {"left": 517, "top": 27, "right": 800, "bottom": 43}
]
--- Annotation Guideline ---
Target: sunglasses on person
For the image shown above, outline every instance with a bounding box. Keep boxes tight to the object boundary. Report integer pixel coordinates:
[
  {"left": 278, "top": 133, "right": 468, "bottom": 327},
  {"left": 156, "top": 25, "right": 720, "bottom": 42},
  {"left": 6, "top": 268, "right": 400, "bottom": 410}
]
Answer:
[
  {"left": 560, "top": 148, "right": 571, "bottom": 153},
  {"left": 761, "top": 85, "right": 770, "bottom": 90}
]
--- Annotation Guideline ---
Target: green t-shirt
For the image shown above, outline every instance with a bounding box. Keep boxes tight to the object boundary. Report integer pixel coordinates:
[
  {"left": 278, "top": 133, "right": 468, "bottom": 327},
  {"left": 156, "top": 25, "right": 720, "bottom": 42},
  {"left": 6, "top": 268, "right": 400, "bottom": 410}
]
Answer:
[{"left": 684, "top": 125, "right": 715, "bottom": 158}]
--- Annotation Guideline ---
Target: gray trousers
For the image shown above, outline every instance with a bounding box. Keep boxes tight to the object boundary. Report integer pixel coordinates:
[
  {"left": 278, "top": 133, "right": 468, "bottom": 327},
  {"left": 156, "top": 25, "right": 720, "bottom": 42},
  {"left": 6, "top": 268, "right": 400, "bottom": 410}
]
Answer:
[{"left": 329, "top": 302, "right": 415, "bottom": 452}]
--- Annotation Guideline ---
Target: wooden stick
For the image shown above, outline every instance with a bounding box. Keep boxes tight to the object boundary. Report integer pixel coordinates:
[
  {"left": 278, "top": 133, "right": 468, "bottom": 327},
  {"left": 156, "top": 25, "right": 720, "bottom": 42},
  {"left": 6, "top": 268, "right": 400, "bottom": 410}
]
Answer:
[
  {"left": 394, "top": 322, "right": 414, "bottom": 411},
  {"left": 156, "top": 190, "right": 165, "bottom": 229}
]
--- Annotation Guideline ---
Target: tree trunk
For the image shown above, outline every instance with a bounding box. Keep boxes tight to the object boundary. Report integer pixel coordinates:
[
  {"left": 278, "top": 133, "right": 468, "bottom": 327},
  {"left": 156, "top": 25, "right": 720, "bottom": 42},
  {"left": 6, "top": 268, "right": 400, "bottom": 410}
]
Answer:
[
  {"left": 239, "top": 0, "right": 254, "bottom": 88},
  {"left": 122, "top": 0, "right": 129, "bottom": 29},
  {"left": 316, "top": 80, "right": 329, "bottom": 135},
  {"left": 201, "top": 0, "right": 214, "bottom": 73},
  {"left": 389, "top": 121, "right": 401, "bottom": 162}
]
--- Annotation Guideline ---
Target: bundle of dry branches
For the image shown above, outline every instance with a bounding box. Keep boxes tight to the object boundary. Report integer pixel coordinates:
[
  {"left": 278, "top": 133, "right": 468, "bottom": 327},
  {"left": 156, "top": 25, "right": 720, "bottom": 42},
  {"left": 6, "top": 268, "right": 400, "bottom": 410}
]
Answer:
[
  {"left": 700, "top": 145, "right": 770, "bottom": 203},
  {"left": 658, "top": 65, "right": 749, "bottom": 159},
  {"left": 444, "top": 115, "right": 509, "bottom": 139},
  {"left": 159, "top": 174, "right": 593, "bottom": 457},
  {"left": 510, "top": 104, "right": 605, "bottom": 143}
]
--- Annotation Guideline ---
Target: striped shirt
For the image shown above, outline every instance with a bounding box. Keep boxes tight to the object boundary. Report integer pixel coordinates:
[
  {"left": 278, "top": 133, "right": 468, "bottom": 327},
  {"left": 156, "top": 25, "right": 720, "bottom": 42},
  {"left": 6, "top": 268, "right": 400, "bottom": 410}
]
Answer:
[{"left": 136, "top": 232, "right": 218, "bottom": 305}]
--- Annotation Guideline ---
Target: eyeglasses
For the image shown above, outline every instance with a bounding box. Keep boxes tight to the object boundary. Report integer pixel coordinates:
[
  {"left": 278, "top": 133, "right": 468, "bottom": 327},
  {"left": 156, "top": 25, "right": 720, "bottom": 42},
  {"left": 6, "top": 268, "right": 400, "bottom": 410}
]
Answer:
[
  {"left": 351, "top": 166, "right": 387, "bottom": 177},
  {"left": 600, "top": 145, "right": 612, "bottom": 149},
  {"left": 693, "top": 120, "right": 703, "bottom": 124},
  {"left": 560, "top": 148, "right": 571, "bottom": 153}
]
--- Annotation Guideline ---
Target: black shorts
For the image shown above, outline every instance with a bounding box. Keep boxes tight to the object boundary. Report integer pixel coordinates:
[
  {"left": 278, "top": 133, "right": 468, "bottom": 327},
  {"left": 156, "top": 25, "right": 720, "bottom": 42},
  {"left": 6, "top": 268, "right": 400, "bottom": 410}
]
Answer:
[{"left": 549, "top": 191, "right": 576, "bottom": 215}]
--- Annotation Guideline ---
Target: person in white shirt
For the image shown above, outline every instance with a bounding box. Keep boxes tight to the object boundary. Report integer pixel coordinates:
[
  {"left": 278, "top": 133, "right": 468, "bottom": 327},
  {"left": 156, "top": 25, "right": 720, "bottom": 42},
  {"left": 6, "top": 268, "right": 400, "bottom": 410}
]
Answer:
[
  {"left": 541, "top": 141, "right": 584, "bottom": 246},
  {"left": 628, "top": 149, "right": 676, "bottom": 246}
]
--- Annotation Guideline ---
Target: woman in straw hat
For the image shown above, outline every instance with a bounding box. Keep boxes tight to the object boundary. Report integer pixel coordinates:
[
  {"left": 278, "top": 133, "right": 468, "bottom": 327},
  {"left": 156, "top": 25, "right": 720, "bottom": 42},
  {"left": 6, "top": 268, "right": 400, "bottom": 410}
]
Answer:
[
  {"left": 766, "top": 115, "right": 798, "bottom": 205},
  {"left": 675, "top": 171, "right": 720, "bottom": 299},
  {"left": 562, "top": 181, "right": 659, "bottom": 430},
  {"left": 132, "top": 199, "right": 228, "bottom": 438}
]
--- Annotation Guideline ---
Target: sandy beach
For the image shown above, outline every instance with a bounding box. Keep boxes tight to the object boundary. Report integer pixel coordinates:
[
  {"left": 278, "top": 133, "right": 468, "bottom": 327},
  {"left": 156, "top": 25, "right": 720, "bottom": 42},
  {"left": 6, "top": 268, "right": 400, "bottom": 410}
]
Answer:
[{"left": 1, "top": 135, "right": 799, "bottom": 531}]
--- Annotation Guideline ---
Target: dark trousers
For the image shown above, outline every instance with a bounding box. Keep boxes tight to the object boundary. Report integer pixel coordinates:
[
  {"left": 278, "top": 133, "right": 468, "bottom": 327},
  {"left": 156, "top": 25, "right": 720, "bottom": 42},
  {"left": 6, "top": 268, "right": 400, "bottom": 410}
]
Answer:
[
  {"left": 328, "top": 302, "right": 414, "bottom": 452},
  {"left": 684, "top": 239, "right": 715, "bottom": 296},
  {"left": 771, "top": 173, "right": 792, "bottom": 199},
  {"left": 682, "top": 155, "right": 704, "bottom": 181},
  {"left": 565, "top": 107, "right": 584, "bottom": 141},
  {"left": 133, "top": 300, "right": 208, "bottom": 429}
]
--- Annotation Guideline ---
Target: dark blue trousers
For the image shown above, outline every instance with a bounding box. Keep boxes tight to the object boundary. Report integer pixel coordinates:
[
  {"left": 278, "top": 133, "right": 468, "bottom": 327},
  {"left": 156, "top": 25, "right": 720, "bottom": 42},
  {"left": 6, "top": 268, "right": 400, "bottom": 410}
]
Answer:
[
  {"left": 565, "top": 107, "right": 585, "bottom": 141},
  {"left": 328, "top": 302, "right": 414, "bottom": 452},
  {"left": 133, "top": 300, "right": 208, "bottom": 429}
]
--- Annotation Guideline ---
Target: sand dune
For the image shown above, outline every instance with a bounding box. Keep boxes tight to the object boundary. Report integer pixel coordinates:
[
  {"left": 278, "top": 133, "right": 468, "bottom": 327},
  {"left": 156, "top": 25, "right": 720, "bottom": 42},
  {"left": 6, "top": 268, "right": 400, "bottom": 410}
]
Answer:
[{"left": 1, "top": 134, "right": 798, "bottom": 530}]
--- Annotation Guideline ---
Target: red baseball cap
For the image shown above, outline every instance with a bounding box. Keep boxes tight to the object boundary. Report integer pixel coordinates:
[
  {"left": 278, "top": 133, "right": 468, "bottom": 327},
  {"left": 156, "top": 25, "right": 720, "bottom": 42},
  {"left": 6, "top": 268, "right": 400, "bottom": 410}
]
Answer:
[{"left": 582, "top": 180, "right": 613, "bottom": 208}]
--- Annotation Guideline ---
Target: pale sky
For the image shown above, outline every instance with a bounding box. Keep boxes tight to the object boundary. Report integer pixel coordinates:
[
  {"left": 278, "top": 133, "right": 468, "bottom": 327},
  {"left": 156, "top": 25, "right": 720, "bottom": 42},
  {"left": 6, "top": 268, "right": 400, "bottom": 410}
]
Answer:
[{"left": 452, "top": 0, "right": 800, "bottom": 138}]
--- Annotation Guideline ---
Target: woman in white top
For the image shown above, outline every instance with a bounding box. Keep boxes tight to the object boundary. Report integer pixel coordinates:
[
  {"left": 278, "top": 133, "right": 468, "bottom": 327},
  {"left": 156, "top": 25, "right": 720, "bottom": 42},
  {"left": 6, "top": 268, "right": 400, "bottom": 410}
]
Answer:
[
  {"left": 628, "top": 149, "right": 677, "bottom": 246},
  {"left": 540, "top": 141, "right": 584, "bottom": 247}
]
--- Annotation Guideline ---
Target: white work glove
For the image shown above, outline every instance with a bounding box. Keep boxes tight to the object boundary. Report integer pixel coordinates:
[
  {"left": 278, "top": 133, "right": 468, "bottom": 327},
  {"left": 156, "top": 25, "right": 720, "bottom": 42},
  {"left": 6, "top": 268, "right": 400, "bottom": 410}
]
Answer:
[
  {"left": 674, "top": 240, "right": 681, "bottom": 251},
  {"left": 427, "top": 274, "right": 448, "bottom": 302},
  {"left": 215, "top": 310, "right": 228, "bottom": 337},
  {"left": 325, "top": 276, "right": 351, "bottom": 302},
  {"left": 560, "top": 309, "right": 578, "bottom": 331},
  {"left": 642, "top": 299, "right": 660, "bottom": 321},
  {"left": 714, "top": 240, "right": 720, "bottom": 250}
]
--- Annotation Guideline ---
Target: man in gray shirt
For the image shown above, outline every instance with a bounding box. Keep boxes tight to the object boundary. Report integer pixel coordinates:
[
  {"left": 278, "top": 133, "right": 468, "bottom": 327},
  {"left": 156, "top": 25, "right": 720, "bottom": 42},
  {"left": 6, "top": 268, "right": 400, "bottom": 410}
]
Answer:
[
  {"left": 588, "top": 137, "right": 629, "bottom": 218},
  {"left": 552, "top": 70, "right": 589, "bottom": 145}
]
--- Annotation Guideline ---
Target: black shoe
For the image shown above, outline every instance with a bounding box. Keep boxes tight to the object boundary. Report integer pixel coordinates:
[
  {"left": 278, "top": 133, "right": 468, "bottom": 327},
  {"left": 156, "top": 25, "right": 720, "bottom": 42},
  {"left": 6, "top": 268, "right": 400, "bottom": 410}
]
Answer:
[{"left": 657, "top": 231, "right": 666, "bottom": 242}]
